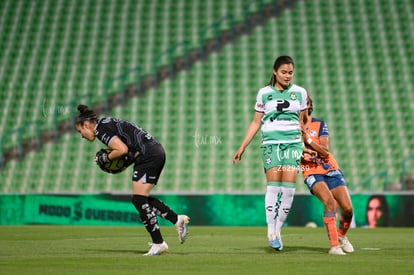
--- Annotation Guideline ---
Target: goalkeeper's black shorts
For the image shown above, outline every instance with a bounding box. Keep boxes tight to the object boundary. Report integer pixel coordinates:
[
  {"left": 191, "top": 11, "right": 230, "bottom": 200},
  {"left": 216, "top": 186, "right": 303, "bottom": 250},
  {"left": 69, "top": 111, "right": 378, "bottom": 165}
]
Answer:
[{"left": 131, "top": 143, "right": 166, "bottom": 184}]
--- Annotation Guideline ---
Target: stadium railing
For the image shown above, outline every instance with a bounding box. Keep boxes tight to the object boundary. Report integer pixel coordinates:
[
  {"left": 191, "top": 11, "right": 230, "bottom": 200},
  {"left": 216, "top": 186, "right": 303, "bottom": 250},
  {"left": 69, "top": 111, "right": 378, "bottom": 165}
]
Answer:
[
  {"left": 152, "top": 41, "right": 191, "bottom": 87},
  {"left": 244, "top": 0, "right": 265, "bottom": 33},
  {"left": 0, "top": 120, "right": 41, "bottom": 168},
  {"left": 199, "top": 14, "right": 235, "bottom": 60},
  {"left": 354, "top": 170, "right": 389, "bottom": 192},
  {"left": 104, "top": 67, "right": 143, "bottom": 114}
]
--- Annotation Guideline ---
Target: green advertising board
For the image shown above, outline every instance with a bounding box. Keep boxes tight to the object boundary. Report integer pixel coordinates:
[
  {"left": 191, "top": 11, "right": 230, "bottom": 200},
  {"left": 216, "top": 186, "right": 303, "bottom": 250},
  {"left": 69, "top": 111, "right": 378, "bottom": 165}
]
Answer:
[{"left": 1, "top": 194, "right": 413, "bottom": 227}]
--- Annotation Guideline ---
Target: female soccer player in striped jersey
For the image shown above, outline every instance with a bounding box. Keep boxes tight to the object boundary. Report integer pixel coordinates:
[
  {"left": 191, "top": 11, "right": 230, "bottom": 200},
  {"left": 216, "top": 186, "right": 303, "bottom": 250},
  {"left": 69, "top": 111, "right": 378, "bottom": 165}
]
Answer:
[
  {"left": 300, "top": 97, "right": 354, "bottom": 255},
  {"left": 75, "top": 105, "right": 189, "bottom": 256},
  {"left": 233, "top": 56, "right": 308, "bottom": 250}
]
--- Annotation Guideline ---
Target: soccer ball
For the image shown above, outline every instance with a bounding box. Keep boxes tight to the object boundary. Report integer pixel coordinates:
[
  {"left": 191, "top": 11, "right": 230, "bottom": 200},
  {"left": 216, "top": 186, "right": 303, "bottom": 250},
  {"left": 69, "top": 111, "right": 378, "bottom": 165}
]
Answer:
[
  {"left": 305, "top": 222, "right": 318, "bottom": 228},
  {"left": 96, "top": 148, "right": 128, "bottom": 174}
]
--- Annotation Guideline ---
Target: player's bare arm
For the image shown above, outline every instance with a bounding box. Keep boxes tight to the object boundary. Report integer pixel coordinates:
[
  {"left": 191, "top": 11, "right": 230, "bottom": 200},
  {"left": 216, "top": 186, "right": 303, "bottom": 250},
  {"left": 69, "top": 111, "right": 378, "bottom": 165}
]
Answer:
[
  {"left": 305, "top": 135, "right": 330, "bottom": 159},
  {"left": 107, "top": 136, "right": 129, "bottom": 160},
  {"left": 233, "top": 111, "right": 263, "bottom": 164},
  {"left": 299, "top": 109, "right": 308, "bottom": 126}
]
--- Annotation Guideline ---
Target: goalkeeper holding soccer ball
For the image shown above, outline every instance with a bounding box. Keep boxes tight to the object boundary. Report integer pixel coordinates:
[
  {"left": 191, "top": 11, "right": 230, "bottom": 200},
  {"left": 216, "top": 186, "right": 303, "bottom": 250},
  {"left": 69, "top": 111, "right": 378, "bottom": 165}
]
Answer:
[{"left": 75, "top": 104, "right": 189, "bottom": 256}]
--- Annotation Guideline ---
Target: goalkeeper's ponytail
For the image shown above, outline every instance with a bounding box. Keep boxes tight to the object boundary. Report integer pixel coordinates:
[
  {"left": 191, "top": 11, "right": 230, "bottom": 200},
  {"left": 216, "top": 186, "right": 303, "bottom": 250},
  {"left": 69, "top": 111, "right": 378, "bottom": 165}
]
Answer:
[{"left": 75, "top": 104, "right": 98, "bottom": 125}]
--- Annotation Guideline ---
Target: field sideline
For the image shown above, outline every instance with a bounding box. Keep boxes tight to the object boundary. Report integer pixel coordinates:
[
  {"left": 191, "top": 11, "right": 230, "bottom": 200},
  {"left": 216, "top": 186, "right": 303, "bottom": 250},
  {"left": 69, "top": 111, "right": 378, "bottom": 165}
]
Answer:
[{"left": 0, "top": 226, "right": 413, "bottom": 274}]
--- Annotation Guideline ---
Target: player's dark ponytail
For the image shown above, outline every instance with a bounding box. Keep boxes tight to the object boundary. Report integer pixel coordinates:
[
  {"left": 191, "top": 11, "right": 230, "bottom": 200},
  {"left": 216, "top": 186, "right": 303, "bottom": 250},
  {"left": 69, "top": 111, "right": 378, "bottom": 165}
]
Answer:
[
  {"left": 75, "top": 104, "right": 98, "bottom": 125},
  {"left": 268, "top": 74, "right": 276, "bottom": 86},
  {"left": 307, "top": 96, "right": 313, "bottom": 116}
]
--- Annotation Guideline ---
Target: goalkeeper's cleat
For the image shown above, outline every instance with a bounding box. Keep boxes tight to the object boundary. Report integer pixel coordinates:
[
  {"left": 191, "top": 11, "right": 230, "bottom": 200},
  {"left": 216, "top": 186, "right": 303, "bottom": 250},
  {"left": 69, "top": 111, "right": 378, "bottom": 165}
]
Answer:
[
  {"left": 269, "top": 234, "right": 283, "bottom": 251},
  {"left": 143, "top": 241, "right": 169, "bottom": 256},
  {"left": 338, "top": 236, "right": 354, "bottom": 253},
  {"left": 328, "top": 246, "right": 346, "bottom": 255},
  {"left": 175, "top": 215, "right": 190, "bottom": 244}
]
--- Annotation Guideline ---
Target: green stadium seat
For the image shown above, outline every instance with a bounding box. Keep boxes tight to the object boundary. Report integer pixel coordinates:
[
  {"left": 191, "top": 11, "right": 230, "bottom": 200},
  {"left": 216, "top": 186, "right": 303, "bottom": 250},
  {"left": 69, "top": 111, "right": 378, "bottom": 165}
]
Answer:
[{"left": 1, "top": 0, "right": 413, "bottom": 193}]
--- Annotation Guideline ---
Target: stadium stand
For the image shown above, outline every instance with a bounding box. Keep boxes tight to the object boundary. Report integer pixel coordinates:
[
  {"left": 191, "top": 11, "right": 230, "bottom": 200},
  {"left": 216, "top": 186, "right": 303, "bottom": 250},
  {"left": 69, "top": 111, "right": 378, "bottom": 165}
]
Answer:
[{"left": 0, "top": 0, "right": 413, "bottom": 193}]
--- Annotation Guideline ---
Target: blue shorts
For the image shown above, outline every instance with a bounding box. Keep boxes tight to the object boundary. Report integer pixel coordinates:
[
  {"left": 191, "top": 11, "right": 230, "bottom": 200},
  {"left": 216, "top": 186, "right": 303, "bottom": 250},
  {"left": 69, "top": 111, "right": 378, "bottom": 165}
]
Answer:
[{"left": 304, "top": 170, "right": 346, "bottom": 194}]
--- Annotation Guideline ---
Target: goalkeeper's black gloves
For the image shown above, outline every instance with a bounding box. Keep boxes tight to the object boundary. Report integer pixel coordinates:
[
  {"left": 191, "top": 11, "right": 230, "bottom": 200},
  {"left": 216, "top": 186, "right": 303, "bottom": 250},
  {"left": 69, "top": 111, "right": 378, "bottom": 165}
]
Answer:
[
  {"left": 95, "top": 149, "right": 110, "bottom": 166},
  {"left": 123, "top": 151, "right": 140, "bottom": 167}
]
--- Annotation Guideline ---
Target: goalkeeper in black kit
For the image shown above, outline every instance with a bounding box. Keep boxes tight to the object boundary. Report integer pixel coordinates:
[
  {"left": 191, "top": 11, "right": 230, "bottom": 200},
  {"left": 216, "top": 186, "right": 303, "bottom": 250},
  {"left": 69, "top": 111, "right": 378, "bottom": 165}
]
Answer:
[{"left": 75, "top": 104, "right": 190, "bottom": 256}]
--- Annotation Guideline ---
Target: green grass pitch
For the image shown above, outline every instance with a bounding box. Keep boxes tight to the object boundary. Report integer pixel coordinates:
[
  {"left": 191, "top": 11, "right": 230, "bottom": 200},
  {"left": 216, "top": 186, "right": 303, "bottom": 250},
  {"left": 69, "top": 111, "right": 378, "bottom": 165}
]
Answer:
[{"left": 0, "top": 226, "right": 413, "bottom": 274}]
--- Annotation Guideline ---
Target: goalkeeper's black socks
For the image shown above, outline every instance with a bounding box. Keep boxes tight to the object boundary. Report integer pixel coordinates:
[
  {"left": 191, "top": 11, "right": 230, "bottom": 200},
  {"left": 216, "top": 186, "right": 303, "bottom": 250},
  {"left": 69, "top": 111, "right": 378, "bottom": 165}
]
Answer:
[
  {"left": 131, "top": 195, "right": 163, "bottom": 244},
  {"left": 148, "top": 196, "right": 178, "bottom": 224}
]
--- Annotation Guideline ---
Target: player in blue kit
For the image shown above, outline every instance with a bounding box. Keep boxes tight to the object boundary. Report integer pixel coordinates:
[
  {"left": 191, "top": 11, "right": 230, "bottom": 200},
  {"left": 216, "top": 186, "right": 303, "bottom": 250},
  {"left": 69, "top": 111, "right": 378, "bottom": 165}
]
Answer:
[{"left": 301, "top": 97, "right": 354, "bottom": 255}]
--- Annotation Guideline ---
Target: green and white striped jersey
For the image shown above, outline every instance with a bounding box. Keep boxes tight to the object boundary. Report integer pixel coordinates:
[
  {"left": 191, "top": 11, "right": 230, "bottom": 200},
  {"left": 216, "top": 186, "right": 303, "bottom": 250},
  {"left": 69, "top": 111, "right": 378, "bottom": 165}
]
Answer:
[{"left": 254, "top": 84, "right": 308, "bottom": 144}]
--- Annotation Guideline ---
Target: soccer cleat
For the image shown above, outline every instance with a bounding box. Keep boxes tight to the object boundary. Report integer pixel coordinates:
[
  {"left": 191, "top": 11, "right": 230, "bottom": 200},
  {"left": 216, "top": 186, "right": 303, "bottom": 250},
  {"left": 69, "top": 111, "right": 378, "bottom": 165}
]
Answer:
[
  {"left": 269, "top": 234, "right": 283, "bottom": 251},
  {"left": 143, "top": 241, "right": 169, "bottom": 256},
  {"left": 338, "top": 236, "right": 354, "bottom": 253},
  {"left": 328, "top": 246, "right": 346, "bottom": 255},
  {"left": 175, "top": 215, "right": 190, "bottom": 244}
]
